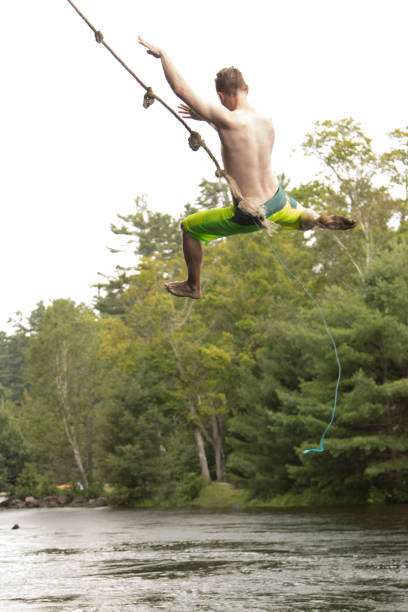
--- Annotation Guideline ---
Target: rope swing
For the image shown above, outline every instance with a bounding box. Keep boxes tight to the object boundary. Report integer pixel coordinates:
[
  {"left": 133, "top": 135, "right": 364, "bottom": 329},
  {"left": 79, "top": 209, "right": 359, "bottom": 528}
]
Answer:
[
  {"left": 64, "top": 0, "right": 267, "bottom": 220},
  {"left": 64, "top": 0, "right": 341, "bottom": 454}
]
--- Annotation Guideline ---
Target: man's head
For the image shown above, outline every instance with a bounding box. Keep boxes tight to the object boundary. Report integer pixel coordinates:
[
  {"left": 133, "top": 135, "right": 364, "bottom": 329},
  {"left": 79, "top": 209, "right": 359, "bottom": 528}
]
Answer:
[{"left": 215, "top": 67, "right": 248, "bottom": 110}]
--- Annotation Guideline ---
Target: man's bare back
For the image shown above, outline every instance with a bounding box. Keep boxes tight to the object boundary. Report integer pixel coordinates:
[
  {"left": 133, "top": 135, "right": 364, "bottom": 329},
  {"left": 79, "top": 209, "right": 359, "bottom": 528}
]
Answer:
[{"left": 217, "top": 105, "right": 279, "bottom": 206}]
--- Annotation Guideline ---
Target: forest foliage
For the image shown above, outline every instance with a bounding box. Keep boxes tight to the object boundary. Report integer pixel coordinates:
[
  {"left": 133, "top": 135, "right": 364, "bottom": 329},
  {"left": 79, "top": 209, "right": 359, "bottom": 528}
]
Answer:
[{"left": 1, "top": 119, "right": 407, "bottom": 507}]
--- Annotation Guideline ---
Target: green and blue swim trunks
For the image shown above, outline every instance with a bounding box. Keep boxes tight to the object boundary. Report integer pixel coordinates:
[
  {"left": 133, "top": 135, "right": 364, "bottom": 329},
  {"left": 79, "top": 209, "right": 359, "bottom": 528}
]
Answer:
[{"left": 182, "top": 186, "right": 305, "bottom": 242}]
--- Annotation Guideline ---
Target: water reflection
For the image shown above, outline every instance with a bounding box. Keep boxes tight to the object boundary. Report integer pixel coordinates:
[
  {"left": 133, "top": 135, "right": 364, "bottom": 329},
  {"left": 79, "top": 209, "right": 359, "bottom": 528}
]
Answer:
[{"left": 0, "top": 506, "right": 407, "bottom": 611}]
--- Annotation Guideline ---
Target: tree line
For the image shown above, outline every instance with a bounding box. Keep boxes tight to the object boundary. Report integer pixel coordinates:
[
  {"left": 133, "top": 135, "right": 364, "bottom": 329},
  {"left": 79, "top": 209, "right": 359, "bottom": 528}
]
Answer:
[{"left": 1, "top": 119, "right": 407, "bottom": 506}]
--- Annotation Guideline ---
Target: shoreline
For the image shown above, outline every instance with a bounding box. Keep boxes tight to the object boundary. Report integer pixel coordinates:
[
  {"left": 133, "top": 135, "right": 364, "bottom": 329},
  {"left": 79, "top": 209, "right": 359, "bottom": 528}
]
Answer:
[{"left": 2, "top": 482, "right": 408, "bottom": 513}]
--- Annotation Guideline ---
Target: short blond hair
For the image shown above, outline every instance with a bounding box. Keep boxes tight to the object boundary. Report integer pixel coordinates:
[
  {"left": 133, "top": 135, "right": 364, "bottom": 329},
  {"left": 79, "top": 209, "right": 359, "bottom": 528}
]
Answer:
[{"left": 215, "top": 67, "right": 247, "bottom": 95}]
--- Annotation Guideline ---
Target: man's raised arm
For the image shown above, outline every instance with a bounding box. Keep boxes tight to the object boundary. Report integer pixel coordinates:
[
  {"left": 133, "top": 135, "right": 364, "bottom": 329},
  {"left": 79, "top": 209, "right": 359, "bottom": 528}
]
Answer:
[{"left": 138, "top": 36, "right": 230, "bottom": 128}]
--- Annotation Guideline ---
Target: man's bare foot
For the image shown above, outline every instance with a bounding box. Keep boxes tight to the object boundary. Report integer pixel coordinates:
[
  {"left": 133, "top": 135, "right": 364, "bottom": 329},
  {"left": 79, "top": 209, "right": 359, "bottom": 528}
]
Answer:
[
  {"left": 165, "top": 281, "right": 201, "bottom": 299},
  {"left": 318, "top": 214, "right": 357, "bottom": 230}
]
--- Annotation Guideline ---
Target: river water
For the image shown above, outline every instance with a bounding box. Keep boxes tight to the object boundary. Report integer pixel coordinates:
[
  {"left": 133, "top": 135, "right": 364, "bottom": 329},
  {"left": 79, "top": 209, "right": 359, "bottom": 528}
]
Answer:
[{"left": 0, "top": 504, "right": 407, "bottom": 611}]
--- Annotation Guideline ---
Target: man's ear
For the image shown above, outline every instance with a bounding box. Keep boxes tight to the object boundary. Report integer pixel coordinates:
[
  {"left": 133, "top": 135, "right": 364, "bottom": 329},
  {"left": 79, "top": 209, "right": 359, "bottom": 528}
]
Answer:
[{"left": 218, "top": 91, "right": 226, "bottom": 105}]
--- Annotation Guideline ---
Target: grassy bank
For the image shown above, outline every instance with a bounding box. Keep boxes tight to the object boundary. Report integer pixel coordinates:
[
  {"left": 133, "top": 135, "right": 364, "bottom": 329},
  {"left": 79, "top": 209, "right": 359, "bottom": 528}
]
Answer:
[
  {"left": 107, "top": 482, "right": 390, "bottom": 510},
  {"left": 182, "top": 484, "right": 383, "bottom": 510},
  {"left": 188, "top": 482, "right": 249, "bottom": 509}
]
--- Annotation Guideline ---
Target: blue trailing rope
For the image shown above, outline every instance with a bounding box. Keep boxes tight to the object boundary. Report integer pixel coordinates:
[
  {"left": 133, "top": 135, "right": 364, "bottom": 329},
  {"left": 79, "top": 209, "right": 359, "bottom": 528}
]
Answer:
[{"left": 259, "top": 230, "right": 341, "bottom": 454}]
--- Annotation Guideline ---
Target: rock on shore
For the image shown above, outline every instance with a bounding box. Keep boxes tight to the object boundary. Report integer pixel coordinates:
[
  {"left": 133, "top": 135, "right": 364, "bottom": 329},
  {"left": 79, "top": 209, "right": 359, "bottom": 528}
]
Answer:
[
  {"left": 0, "top": 496, "right": 108, "bottom": 509},
  {"left": 25, "top": 496, "right": 40, "bottom": 508}
]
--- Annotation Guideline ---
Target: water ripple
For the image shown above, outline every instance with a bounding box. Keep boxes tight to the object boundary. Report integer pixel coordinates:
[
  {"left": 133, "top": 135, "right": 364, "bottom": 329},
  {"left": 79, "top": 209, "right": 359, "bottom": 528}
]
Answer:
[{"left": 0, "top": 505, "right": 407, "bottom": 611}]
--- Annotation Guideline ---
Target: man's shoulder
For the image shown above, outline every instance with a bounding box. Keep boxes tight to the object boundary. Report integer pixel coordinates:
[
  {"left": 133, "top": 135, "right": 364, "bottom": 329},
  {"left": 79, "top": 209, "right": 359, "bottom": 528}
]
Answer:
[
  {"left": 233, "top": 109, "right": 274, "bottom": 133},
  {"left": 252, "top": 108, "right": 274, "bottom": 126},
  {"left": 215, "top": 107, "right": 274, "bottom": 134}
]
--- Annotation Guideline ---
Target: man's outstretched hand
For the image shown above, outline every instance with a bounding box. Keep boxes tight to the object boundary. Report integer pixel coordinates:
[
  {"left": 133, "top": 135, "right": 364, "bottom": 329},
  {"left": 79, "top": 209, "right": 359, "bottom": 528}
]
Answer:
[
  {"left": 138, "top": 35, "right": 162, "bottom": 58},
  {"left": 178, "top": 103, "right": 204, "bottom": 121}
]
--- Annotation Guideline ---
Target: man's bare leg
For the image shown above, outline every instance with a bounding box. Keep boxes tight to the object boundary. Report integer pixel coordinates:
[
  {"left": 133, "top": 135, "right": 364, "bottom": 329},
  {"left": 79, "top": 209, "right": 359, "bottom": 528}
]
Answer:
[
  {"left": 317, "top": 214, "right": 356, "bottom": 230},
  {"left": 165, "top": 226, "right": 202, "bottom": 298},
  {"left": 300, "top": 209, "right": 356, "bottom": 231}
]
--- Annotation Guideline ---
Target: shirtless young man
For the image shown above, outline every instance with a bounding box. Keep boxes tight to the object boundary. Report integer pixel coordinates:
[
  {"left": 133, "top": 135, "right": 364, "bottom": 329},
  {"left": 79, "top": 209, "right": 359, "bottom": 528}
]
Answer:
[{"left": 139, "top": 37, "right": 356, "bottom": 299}]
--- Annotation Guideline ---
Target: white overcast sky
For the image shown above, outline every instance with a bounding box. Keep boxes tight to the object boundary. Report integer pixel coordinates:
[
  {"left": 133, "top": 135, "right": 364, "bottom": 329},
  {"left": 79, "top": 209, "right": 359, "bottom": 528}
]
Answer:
[{"left": 0, "top": 0, "right": 406, "bottom": 332}]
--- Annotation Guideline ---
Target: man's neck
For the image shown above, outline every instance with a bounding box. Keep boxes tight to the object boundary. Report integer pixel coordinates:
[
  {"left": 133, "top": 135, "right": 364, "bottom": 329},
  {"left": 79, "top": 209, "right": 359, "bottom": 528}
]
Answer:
[
  {"left": 234, "top": 92, "right": 252, "bottom": 111},
  {"left": 220, "top": 90, "right": 251, "bottom": 112}
]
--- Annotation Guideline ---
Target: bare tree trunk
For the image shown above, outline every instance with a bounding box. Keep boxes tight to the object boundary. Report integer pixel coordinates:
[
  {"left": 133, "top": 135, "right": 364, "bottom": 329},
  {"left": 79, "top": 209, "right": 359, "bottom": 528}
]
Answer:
[
  {"left": 358, "top": 217, "right": 371, "bottom": 270},
  {"left": 212, "top": 415, "right": 226, "bottom": 482},
  {"left": 194, "top": 427, "right": 211, "bottom": 481},
  {"left": 168, "top": 333, "right": 212, "bottom": 483},
  {"left": 331, "top": 234, "right": 363, "bottom": 278},
  {"left": 55, "top": 342, "right": 89, "bottom": 491},
  {"left": 86, "top": 408, "right": 94, "bottom": 480},
  {"left": 62, "top": 418, "right": 90, "bottom": 491}
]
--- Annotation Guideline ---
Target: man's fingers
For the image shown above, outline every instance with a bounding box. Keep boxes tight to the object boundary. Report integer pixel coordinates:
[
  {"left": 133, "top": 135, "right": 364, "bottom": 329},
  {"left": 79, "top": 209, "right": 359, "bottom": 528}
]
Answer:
[
  {"left": 178, "top": 104, "right": 193, "bottom": 118},
  {"left": 138, "top": 35, "right": 161, "bottom": 57}
]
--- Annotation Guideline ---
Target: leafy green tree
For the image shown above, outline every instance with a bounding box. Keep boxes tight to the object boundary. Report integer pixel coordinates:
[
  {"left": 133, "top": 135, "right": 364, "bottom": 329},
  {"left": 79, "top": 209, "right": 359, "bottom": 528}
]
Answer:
[
  {"left": 14, "top": 463, "right": 40, "bottom": 500},
  {"left": 0, "top": 303, "right": 45, "bottom": 405},
  {"left": 0, "top": 406, "right": 26, "bottom": 490},
  {"left": 96, "top": 180, "right": 235, "bottom": 490},
  {"left": 296, "top": 118, "right": 403, "bottom": 278},
  {"left": 225, "top": 247, "right": 319, "bottom": 499},
  {"left": 183, "top": 178, "right": 231, "bottom": 215},
  {"left": 282, "top": 238, "right": 408, "bottom": 504},
  {"left": 95, "top": 179, "right": 231, "bottom": 315},
  {"left": 110, "top": 194, "right": 182, "bottom": 260},
  {"left": 23, "top": 300, "right": 105, "bottom": 490},
  {"left": 93, "top": 122, "right": 408, "bottom": 506},
  {"left": 0, "top": 331, "right": 27, "bottom": 405},
  {"left": 107, "top": 181, "right": 229, "bottom": 264},
  {"left": 98, "top": 257, "right": 220, "bottom": 486},
  {"left": 381, "top": 126, "right": 408, "bottom": 204}
]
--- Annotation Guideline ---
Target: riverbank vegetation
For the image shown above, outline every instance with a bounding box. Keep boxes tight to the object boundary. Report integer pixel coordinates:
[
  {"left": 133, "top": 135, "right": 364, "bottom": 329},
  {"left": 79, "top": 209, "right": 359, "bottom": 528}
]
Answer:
[{"left": 1, "top": 119, "right": 407, "bottom": 508}]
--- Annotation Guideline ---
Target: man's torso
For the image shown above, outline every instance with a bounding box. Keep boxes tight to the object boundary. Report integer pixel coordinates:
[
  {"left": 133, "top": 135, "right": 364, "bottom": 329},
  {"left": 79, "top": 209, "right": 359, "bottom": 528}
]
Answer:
[{"left": 217, "top": 109, "right": 279, "bottom": 205}]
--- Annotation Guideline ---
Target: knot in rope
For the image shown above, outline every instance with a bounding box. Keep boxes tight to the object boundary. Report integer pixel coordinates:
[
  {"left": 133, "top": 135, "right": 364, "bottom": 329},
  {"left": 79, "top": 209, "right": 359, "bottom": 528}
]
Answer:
[
  {"left": 215, "top": 168, "right": 226, "bottom": 179},
  {"left": 221, "top": 172, "right": 276, "bottom": 232},
  {"left": 188, "top": 131, "right": 203, "bottom": 152},
  {"left": 143, "top": 87, "right": 155, "bottom": 109},
  {"left": 66, "top": 0, "right": 226, "bottom": 197}
]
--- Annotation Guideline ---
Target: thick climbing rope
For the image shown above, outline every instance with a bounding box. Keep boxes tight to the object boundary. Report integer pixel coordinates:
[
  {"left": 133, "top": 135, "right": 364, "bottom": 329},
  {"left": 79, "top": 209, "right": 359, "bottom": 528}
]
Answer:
[
  {"left": 65, "top": 0, "right": 272, "bottom": 229},
  {"left": 66, "top": 4, "right": 228, "bottom": 183},
  {"left": 66, "top": 0, "right": 340, "bottom": 452}
]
